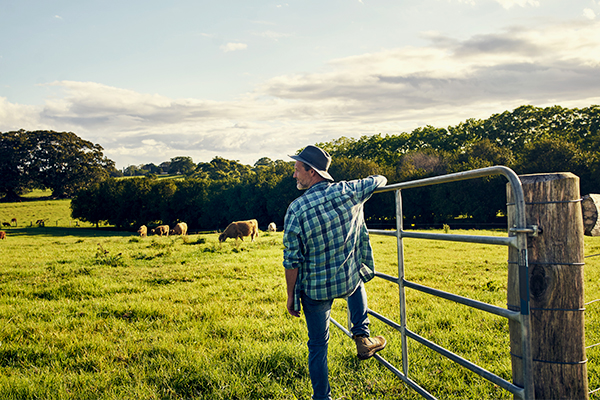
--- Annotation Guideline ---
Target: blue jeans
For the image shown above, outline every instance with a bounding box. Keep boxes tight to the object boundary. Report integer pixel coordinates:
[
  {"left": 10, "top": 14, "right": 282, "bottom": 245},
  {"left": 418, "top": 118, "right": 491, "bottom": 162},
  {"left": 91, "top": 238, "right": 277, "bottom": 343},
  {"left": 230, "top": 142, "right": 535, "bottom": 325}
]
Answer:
[{"left": 300, "top": 281, "right": 370, "bottom": 400}]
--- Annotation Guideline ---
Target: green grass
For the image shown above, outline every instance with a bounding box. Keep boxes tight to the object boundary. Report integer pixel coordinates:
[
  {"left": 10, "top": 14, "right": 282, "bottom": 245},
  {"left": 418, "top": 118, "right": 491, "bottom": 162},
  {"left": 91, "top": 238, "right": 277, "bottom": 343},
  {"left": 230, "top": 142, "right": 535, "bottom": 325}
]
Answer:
[
  {"left": 0, "top": 195, "right": 95, "bottom": 229},
  {"left": 0, "top": 199, "right": 599, "bottom": 399}
]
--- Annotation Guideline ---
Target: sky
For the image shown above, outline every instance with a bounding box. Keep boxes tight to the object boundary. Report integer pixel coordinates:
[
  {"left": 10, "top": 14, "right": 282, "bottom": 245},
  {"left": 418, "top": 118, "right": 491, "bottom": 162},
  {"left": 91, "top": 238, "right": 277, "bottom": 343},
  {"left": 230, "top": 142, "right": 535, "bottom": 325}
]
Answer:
[{"left": 1, "top": 0, "right": 600, "bottom": 170}]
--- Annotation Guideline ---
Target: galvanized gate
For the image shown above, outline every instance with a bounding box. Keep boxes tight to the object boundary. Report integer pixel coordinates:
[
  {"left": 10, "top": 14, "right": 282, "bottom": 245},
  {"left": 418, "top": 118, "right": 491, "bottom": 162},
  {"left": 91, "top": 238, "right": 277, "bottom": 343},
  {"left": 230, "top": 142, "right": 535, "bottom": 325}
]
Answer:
[{"left": 330, "top": 166, "right": 535, "bottom": 400}]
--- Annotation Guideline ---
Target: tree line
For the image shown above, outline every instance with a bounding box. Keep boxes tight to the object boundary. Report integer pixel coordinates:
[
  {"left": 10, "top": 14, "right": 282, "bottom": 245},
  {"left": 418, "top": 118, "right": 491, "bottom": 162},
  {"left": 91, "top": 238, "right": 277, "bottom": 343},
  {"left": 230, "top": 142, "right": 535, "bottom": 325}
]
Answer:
[{"left": 3, "top": 104, "right": 599, "bottom": 230}]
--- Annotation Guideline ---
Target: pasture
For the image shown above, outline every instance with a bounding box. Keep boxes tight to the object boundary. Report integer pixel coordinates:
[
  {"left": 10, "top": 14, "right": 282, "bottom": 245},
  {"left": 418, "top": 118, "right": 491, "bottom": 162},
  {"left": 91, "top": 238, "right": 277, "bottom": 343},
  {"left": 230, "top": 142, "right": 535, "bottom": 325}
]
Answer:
[{"left": 0, "top": 199, "right": 599, "bottom": 399}]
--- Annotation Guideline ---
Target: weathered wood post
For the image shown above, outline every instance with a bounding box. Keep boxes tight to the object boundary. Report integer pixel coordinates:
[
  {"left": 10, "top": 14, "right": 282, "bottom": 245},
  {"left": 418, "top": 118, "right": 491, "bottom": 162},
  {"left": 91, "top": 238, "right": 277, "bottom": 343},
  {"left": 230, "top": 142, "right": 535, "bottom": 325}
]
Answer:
[{"left": 507, "top": 172, "right": 588, "bottom": 399}]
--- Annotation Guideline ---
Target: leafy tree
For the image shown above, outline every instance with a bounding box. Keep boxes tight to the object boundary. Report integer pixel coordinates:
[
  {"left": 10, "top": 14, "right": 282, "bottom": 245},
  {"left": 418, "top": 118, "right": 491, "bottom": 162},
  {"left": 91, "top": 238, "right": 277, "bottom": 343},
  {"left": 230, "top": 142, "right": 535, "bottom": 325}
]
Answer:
[
  {"left": 169, "top": 156, "right": 196, "bottom": 176},
  {"left": 0, "top": 130, "right": 116, "bottom": 200},
  {"left": 123, "top": 165, "right": 142, "bottom": 176},
  {"left": 193, "top": 157, "right": 252, "bottom": 180},
  {"left": 254, "top": 157, "right": 273, "bottom": 168},
  {"left": 0, "top": 130, "right": 35, "bottom": 201}
]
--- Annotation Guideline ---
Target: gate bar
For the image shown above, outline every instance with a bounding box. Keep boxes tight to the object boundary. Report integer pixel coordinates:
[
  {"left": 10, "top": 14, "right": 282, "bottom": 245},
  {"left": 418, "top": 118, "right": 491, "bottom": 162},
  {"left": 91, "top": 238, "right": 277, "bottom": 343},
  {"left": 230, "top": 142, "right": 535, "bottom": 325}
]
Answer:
[
  {"left": 330, "top": 316, "right": 438, "bottom": 400},
  {"left": 374, "top": 271, "right": 522, "bottom": 321},
  {"left": 363, "top": 309, "right": 526, "bottom": 399},
  {"left": 370, "top": 229, "right": 518, "bottom": 248}
]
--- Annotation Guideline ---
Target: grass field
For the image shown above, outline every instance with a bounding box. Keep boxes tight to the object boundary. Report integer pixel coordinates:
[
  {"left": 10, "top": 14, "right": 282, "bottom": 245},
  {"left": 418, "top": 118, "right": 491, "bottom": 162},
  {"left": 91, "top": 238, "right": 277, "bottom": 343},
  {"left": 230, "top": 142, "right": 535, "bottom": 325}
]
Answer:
[{"left": 0, "top": 199, "right": 598, "bottom": 399}]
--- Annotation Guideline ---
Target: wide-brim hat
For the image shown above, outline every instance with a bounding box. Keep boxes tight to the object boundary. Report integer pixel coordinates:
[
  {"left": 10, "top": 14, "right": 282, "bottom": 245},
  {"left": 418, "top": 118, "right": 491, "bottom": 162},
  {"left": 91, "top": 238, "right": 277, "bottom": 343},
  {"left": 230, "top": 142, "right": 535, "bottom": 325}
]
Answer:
[{"left": 290, "top": 145, "right": 334, "bottom": 181}]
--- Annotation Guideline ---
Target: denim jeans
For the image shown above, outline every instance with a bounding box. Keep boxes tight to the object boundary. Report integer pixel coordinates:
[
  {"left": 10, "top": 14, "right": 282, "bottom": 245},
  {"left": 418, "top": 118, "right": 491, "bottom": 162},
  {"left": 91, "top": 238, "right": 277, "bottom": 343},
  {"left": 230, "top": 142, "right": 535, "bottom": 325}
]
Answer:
[{"left": 300, "top": 281, "right": 370, "bottom": 400}]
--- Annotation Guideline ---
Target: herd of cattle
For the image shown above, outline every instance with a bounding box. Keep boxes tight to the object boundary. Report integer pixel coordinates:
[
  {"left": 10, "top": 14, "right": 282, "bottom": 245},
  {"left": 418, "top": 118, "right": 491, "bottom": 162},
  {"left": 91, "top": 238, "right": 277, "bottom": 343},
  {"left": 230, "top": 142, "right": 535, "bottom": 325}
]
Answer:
[
  {"left": 136, "top": 219, "right": 277, "bottom": 242},
  {"left": 0, "top": 219, "right": 277, "bottom": 242}
]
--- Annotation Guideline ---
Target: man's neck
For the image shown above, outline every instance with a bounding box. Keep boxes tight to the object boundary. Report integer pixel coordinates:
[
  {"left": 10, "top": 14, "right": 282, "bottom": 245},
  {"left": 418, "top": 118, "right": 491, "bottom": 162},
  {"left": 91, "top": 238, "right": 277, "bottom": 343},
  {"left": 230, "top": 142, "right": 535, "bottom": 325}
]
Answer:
[{"left": 307, "top": 176, "right": 326, "bottom": 189}]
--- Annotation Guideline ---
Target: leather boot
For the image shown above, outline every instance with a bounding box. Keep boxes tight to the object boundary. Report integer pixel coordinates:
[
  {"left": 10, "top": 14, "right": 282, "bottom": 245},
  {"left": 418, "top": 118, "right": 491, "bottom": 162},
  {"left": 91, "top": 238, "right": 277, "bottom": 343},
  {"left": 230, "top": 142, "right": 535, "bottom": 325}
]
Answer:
[{"left": 353, "top": 334, "right": 386, "bottom": 360}]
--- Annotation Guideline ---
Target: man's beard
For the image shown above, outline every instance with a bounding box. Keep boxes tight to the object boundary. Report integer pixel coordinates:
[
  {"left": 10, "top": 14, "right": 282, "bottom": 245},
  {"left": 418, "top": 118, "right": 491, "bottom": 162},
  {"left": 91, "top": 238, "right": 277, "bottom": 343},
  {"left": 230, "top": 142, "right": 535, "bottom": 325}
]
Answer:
[{"left": 296, "top": 181, "right": 309, "bottom": 190}]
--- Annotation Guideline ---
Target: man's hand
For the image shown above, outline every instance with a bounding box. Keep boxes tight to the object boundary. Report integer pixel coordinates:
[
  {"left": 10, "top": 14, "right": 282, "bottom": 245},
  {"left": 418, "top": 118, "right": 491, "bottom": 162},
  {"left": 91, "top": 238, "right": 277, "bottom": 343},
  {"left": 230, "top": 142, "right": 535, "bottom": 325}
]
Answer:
[
  {"left": 285, "top": 267, "right": 300, "bottom": 317},
  {"left": 287, "top": 295, "right": 300, "bottom": 317}
]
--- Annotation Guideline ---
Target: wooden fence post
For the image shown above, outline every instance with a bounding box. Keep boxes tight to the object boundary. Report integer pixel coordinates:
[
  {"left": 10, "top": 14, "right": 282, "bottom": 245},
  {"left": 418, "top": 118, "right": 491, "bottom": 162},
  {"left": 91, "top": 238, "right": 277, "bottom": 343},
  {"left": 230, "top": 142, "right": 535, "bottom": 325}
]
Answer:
[{"left": 507, "top": 172, "right": 588, "bottom": 399}]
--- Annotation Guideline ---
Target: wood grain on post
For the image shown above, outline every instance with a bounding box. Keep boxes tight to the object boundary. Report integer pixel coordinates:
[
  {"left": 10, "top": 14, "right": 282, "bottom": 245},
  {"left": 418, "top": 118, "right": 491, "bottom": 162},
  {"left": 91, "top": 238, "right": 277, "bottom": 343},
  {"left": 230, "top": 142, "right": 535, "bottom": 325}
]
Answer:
[{"left": 507, "top": 172, "right": 588, "bottom": 400}]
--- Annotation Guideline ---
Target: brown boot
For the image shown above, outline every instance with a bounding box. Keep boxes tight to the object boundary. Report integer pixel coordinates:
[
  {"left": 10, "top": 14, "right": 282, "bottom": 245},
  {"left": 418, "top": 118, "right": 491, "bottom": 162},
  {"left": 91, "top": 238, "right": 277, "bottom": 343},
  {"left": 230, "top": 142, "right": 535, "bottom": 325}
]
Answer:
[{"left": 354, "top": 335, "right": 386, "bottom": 360}]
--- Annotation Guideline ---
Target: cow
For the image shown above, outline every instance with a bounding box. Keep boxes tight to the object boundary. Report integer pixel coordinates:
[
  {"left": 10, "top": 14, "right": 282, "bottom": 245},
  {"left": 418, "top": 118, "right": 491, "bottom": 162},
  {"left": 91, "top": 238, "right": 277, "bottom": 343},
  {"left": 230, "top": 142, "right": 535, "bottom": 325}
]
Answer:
[
  {"left": 10, "top": 218, "right": 17, "bottom": 226},
  {"left": 170, "top": 222, "right": 188, "bottom": 236},
  {"left": 267, "top": 222, "right": 276, "bottom": 232},
  {"left": 219, "top": 219, "right": 259, "bottom": 243},
  {"left": 2, "top": 222, "right": 10, "bottom": 227},
  {"left": 151, "top": 225, "right": 169, "bottom": 236},
  {"left": 137, "top": 225, "right": 147, "bottom": 238},
  {"left": 0, "top": 231, "right": 5, "bottom": 240}
]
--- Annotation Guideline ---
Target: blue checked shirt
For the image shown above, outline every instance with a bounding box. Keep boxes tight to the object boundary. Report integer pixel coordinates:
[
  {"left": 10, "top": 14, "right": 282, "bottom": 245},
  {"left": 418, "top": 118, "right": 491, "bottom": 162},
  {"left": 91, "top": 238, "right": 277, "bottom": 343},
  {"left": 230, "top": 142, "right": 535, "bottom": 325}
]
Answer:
[{"left": 283, "top": 175, "right": 387, "bottom": 311}]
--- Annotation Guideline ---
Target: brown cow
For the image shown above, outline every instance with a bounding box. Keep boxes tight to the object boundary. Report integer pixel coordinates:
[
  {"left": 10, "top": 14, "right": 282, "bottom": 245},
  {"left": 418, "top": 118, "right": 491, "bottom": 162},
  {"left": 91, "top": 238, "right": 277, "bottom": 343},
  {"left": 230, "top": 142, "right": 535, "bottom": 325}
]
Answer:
[
  {"left": 170, "top": 222, "right": 188, "bottom": 236},
  {"left": 137, "top": 225, "right": 147, "bottom": 238},
  {"left": 151, "top": 225, "right": 169, "bottom": 236},
  {"left": 0, "top": 231, "right": 5, "bottom": 240},
  {"left": 267, "top": 222, "right": 276, "bottom": 232},
  {"left": 219, "top": 219, "right": 259, "bottom": 243}
]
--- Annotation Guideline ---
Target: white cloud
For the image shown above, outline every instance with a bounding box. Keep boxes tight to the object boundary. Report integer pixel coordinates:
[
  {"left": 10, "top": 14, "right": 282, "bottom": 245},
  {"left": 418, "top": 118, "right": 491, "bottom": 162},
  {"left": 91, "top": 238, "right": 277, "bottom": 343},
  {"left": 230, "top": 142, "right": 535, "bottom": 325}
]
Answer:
[
  {"left": 583, "top": 8, "right": 596, "bottom": 20},
  {"left": 494, "top": 0, "right": 540, "bottom": 8},
  {"left": 220, "top": 42, "right": 248, "bottom": 52},
  {"left": 447, "top": 0, "right": 539, "bottom": 7},
  {"left": 253, "top": 30, "right": 291, "bottom": 40},
  {"left": 2, "top": 20, "right": 600, "bottom": 169}
]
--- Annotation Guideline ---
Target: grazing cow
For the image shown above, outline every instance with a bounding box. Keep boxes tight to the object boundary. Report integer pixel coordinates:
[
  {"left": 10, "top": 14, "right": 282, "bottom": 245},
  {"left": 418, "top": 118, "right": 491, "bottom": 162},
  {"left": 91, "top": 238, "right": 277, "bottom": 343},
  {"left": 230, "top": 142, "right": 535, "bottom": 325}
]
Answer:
[
  {"left": 219, "top": 219, "right": 259, "bottom": 243},
  {"left": 170, "top": 222, "right": 188, "bottom": 236},
  {"left": 11, "top": 218, "right": 17, "bottom": 226},
  {"left": 0, "top": 231, "right": 5, "bottom": 240},
  {"left": 2, "top": 222, "right": 10, "bottom": 227},
  {"left": 137, "top": 225, "right": 147, "bottom": 238},
  {"left": 267, "top": 222, "right": 276, "bottom": 232},
  {"left": 151, "top": 225, "right": 169, "bottom": 236},
  {"left": 35, "top": 219, "right": 45, "bottom": 227}
]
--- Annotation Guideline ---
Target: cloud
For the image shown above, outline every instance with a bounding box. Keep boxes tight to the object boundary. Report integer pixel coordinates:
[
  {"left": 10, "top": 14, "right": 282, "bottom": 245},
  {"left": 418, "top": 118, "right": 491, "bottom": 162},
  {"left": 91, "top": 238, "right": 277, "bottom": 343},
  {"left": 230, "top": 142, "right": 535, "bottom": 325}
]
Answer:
[
  {"left": 494, "top": 0, "right": 540, "bottom": 8},
  {"left": 220, "top": 42, "right": 248, "bottom": 53},
  {"left": 2, "top": 20, "right": 600, "bottom": 169},
  {"left": 449, "top": 0, "right": 539, "bottom": 7},
  {"left": 583, "top": 8, "right": 596, "bottom": 20},
  {"left": 253, "top": 30, "right": 291, "bottom": 40}
]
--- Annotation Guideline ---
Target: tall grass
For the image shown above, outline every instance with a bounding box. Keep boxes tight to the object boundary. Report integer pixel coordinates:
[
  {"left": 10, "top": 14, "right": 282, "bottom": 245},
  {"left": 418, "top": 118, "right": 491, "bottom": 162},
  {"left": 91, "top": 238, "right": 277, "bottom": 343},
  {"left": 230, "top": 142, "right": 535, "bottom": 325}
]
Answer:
[{"left": 0, "top": 199, "right": 598, "bottom": 399}]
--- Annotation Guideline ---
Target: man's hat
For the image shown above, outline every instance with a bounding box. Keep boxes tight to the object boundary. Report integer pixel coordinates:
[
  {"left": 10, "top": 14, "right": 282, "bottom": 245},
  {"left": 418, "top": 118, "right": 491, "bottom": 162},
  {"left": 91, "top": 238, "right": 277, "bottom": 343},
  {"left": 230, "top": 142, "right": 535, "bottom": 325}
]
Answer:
[{"left": 290, "top": 145, "right": 334, "bottom": 181}]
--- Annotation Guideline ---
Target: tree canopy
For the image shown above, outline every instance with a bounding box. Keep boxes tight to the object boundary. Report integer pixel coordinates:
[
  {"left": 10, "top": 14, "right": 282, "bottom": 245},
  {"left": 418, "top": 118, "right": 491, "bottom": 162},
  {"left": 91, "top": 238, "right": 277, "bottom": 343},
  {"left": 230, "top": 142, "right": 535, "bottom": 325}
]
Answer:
[{"left": 0, "top": 130, "right": 117, "bottom": 200}]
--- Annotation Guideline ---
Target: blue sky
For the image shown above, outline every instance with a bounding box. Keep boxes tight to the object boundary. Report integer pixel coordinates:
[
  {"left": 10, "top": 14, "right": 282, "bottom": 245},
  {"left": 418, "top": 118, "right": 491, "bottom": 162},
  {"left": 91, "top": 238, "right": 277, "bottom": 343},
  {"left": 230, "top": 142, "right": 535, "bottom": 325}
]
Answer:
[{"left": 1, "top": 0, "right": 600, "bottom": 170}]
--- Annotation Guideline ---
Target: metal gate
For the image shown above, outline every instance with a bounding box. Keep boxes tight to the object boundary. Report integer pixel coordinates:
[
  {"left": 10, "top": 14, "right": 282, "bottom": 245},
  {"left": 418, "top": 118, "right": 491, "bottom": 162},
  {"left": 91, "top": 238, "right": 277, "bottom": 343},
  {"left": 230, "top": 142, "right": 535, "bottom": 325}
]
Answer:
[{"left": 330, "top": 166, "right": 535, "bottom": 400}]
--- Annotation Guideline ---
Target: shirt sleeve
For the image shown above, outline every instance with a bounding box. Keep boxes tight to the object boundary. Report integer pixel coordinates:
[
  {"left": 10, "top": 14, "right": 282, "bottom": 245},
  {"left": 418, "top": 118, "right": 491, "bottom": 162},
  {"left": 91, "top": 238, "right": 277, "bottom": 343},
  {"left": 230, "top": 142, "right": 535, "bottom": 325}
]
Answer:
[
  {"left": 352, "top": 175, "right": 388, "bottom": 203},
  {"left": 283, "top": 209, "right": 303, "bottom": 270}
]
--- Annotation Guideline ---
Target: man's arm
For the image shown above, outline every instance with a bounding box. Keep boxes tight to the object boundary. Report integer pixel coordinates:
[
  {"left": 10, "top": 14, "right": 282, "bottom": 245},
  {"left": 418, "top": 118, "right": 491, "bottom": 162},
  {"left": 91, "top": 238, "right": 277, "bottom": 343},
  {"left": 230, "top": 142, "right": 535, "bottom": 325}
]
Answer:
[{"left": 285, "top": 268, "right": 300, "bottom": 317}]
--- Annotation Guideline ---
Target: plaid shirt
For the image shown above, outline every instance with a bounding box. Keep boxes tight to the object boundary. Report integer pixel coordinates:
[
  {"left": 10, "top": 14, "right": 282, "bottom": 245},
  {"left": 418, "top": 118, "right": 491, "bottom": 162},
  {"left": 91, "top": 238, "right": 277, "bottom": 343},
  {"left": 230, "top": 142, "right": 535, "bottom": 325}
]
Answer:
[{"left": 283, "top": 175, "right": 387, "bottom": 311}]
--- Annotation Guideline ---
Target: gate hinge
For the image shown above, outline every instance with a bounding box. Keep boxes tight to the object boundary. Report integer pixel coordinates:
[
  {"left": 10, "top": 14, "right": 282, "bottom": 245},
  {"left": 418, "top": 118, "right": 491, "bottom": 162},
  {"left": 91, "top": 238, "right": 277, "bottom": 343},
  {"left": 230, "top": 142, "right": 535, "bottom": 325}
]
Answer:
[{"left": 509, "top": 225, "right": 541, "bottom": 237}]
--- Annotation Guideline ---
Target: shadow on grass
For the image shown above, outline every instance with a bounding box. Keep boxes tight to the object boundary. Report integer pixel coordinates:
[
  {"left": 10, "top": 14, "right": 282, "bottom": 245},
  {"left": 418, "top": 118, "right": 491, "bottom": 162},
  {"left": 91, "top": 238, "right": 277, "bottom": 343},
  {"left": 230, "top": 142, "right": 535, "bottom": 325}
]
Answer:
[{"left": 2, "top": 227, "right": 136, "bottom": 238}]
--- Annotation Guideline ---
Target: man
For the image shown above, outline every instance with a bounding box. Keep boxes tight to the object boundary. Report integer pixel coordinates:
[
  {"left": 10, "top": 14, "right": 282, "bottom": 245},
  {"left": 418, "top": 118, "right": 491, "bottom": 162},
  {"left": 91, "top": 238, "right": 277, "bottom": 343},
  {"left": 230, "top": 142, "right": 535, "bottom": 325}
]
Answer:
[{"left": 283, "top": 145, "right": 388, "bottom": 400}]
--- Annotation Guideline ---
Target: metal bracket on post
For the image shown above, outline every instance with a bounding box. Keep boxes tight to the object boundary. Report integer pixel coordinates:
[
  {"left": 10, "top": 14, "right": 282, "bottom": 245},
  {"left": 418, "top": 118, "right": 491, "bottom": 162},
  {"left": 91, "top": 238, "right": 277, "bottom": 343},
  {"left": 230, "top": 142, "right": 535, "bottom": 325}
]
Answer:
[{"left": 509, "top": 225, "right": 541, "bottom": 237}]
